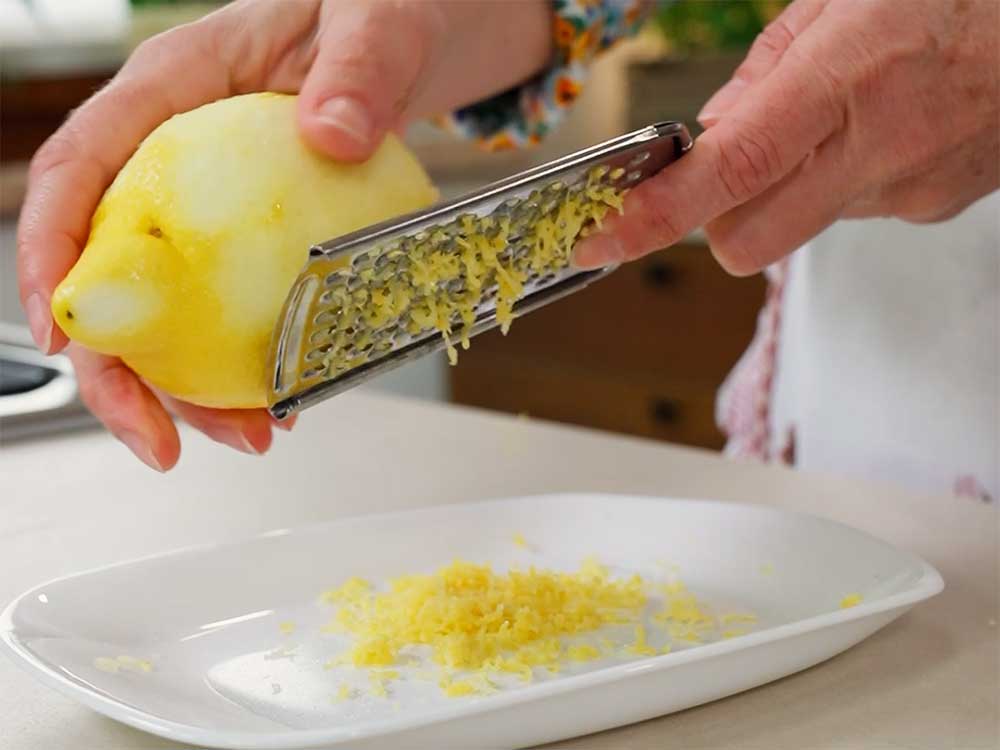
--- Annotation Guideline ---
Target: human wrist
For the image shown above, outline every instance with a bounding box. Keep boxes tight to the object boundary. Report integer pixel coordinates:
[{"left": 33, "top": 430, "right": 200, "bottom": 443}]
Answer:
[{"left": 413, "top": 0, "right": 552, "bottom": 118}]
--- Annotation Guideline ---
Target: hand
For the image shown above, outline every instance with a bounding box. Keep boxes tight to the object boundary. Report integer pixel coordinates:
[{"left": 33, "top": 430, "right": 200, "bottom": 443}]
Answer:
[
  {"left": 17, "top": 0, "right": 550, "bottom": 470},
  {"left": 574, "top": 0, "right": 1000, "bottom": 275}
]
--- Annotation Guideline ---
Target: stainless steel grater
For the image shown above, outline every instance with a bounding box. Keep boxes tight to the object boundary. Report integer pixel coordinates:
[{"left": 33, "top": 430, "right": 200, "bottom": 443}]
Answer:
[{"left": 267, "top": 121, "right": 693, "bottom": 419}]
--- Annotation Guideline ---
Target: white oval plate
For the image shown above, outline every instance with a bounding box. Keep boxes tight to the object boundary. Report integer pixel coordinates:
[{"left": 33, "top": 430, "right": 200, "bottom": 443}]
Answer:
[{"left": 1, "top": 494, "right": 943, "bottom": 749}]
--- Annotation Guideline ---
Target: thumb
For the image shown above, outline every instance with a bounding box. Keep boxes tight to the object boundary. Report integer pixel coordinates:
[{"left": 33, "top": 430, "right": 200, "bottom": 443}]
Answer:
[{"left": 296, "top": 3, "right": 438, "bottom": 162}]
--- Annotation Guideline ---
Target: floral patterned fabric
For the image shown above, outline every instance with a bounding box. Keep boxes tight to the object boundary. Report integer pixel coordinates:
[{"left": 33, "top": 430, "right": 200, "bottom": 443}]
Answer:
[{"left": 440, "top": 0, "right": 653, "bottom": 150}]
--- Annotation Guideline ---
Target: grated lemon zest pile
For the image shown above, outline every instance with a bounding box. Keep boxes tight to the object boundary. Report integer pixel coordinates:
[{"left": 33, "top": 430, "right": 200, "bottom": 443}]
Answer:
[
  {"left": 320, "top": 576, "right": 370, "bottom": 605},
  {"left": 653, "top": 581, "right": 719, "bottom": 642},
  {"left": 439, "top": 678, "right": 477, "bottom": 697},
  {"left": 321, "top": 559, "right": 645, "bottom": 694},
  {"left": 626, "top": 624, "right": 658, "bottom": 657},
  {"left": 566, "top": 644, "right": 601, "bottom": 662},
  {"left": 319, "top": 558, "right": 757, "bottom": 698}
]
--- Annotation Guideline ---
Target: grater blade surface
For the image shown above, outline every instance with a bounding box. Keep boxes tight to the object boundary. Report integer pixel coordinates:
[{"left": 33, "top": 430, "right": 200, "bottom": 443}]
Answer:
[{"left": 267, "top": 122, "right": 693, "bottom": 419}]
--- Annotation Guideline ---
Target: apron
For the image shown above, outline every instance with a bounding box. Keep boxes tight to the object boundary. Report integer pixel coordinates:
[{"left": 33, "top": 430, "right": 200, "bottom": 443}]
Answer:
[{"left": 719, "top": 193, "right": 999, "bottom": 502}]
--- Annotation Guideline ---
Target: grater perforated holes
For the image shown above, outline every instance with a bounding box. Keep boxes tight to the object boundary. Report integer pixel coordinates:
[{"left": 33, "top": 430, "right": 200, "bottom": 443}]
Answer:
[
  {"left": 307, "top": 165, "right": 624, "bottom": 376},
  {"left": 348, "top": 275, "right": 367, "bottom": 292},
  {"left": 321, "top": 289, "right": 344, "bottom": 306},
  {"left": 305, "top": 345, "right": 332, "bottom": 362}
]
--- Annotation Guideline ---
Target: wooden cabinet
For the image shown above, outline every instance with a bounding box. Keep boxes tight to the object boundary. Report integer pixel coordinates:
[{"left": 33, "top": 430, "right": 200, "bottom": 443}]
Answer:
[
  {"left": 1, "top": 73, "right": 114, "bottom": 164},
  {"left": 449, "top": 242, "right": 765, "bottom": 449},
  {"left": 1, "top": 72, "right": 117, "bottom": 217}
]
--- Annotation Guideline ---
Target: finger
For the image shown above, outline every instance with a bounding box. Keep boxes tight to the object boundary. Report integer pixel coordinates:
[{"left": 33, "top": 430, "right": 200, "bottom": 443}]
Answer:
[
  {"left": 698, "top": 0, "right": 828, "bottom": 127},
  {"left": 68, "top": 345, "right": 180, "bottom": 471},
  {"left": 704, "top": 134, "right": 853, "bottom": 269},
  {"left": 296, "top": 2, "right": 441, "bottom": 162},
  {"left": 573, "top": 19, "right": 846, "bottom": 274},
  {"left": 156, "top": 393, "right": 274, "bottom": 455}
]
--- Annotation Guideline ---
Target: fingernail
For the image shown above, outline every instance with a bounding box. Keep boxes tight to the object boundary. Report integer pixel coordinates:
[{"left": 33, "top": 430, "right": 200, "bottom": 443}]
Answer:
[
  {"left": 215, "top": 428, "right": 262, "bottom": 455},
  {"left": 25, "top": 293, "right": 52, "bottom": 353},
  {"left": 572, "top": 234, "right": 625, "bottom": 270},
  {"left": 698, "top": 77, "right": 748, "bottom": 126},
  {"left": 316, "top": 96, "right": 373, "bottom": 146},
  {"left": 117, "top": 430, "right": 165, "bottom": 472}
]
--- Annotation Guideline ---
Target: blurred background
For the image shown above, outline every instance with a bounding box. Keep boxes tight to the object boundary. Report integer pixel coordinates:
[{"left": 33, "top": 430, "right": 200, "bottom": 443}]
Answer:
[{"left": 1, "top": 0, "right": 783, "bottom": 449}]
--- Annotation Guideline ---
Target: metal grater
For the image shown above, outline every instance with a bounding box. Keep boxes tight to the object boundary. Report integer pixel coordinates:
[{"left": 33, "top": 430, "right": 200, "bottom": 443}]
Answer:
[{"left": 267, "top": 121, "right": 693, "bottom": 419}]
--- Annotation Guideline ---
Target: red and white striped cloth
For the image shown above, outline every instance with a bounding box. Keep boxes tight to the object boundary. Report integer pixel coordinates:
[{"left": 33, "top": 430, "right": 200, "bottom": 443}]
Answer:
[{"left": 715, "top": 258, "right": 792, "bottom": 464}]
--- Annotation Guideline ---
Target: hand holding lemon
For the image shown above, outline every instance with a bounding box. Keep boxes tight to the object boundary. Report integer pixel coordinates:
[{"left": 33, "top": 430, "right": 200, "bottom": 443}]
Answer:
[
  {"left": 17, "top": 0, "right": 550, "bottom": 470},
  {"left": 51, "top": 93, "right": 437, "bottom": 409}
]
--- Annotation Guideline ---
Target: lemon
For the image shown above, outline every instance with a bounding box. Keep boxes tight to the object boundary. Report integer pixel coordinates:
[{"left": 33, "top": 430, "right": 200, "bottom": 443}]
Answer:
[{"left": 52, "top": 93, "right": 437, "bottom": 408}]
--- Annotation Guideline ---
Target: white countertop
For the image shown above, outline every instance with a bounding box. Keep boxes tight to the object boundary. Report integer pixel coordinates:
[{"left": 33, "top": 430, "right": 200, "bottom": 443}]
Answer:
[{"left": 1, "top": 391, "right": 997, "bottom": 749}]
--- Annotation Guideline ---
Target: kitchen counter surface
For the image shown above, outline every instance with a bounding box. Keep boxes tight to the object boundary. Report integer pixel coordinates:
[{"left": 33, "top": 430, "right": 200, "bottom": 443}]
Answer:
[{"left": 0, "top": 391, "right": 997, "bottom": 749}]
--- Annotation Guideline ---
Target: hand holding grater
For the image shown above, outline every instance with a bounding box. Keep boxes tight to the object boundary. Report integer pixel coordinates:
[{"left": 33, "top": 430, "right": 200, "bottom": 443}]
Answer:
[{"left": 267, "top": 121, "right": 693, "bottom": 419}]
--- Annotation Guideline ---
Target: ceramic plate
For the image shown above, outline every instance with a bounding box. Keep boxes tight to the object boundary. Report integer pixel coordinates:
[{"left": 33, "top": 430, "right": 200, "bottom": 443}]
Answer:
[{"left": 1, "top": 494, "right": 943, "bottom": 749}]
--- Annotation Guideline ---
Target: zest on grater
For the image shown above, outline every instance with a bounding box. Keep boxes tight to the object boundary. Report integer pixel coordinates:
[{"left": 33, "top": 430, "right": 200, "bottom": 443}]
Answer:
[{"left": 267, "top": 122, "right": 693, "bottom": 419}]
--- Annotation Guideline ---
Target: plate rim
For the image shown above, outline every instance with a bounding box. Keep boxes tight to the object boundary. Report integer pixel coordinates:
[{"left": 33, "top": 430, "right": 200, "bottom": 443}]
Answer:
[{"left": 0, "top": 492, "right": 945, "bottom": 749}]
